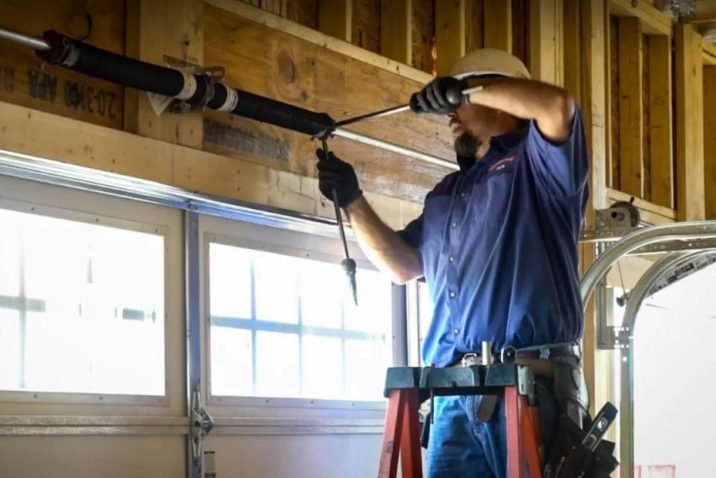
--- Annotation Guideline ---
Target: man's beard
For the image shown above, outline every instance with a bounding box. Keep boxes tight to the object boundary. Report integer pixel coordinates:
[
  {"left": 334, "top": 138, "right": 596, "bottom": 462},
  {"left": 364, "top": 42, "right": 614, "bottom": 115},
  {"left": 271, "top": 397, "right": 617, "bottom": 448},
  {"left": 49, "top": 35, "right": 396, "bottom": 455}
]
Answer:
[{"left": 454, "top": 131, "right": 480, "bottom": 171}]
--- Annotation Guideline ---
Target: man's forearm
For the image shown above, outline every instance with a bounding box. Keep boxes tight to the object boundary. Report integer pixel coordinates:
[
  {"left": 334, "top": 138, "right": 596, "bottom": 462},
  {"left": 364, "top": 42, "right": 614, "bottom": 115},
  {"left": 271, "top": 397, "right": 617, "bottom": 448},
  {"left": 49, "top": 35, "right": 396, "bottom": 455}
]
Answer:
[
  {"left": 345, "top": 197, "right": 423, "bottom": 284},
  {"left": 467, "top": 78, "right": 575, "bottom": 142}
]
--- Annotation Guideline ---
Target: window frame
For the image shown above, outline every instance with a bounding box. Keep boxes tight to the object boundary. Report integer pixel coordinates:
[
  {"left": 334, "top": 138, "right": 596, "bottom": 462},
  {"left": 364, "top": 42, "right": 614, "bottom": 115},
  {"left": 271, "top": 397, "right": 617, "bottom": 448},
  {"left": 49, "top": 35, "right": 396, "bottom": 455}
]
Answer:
[
  {"left": 199, "top": 214, "right": 403, "bottom": 411},
  {"left": 0, "top": 179, "right": 178, "bottom": 409}
]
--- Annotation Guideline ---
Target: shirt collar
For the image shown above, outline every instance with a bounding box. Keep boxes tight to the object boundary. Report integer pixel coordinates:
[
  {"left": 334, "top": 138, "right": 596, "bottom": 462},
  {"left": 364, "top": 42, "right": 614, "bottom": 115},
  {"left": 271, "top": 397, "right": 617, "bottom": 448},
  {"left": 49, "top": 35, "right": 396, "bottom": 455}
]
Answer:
[{"left": 489, "top": 126, "right": 527, "bottom": 152}]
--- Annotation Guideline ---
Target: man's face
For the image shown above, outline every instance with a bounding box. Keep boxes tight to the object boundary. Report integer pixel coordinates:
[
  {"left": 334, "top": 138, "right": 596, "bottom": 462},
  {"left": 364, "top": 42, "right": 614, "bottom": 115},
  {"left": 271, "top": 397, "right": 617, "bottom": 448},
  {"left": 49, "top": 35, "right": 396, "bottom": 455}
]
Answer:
[{"left": 448, "top": 103, "right": 499, "bottom": 158}]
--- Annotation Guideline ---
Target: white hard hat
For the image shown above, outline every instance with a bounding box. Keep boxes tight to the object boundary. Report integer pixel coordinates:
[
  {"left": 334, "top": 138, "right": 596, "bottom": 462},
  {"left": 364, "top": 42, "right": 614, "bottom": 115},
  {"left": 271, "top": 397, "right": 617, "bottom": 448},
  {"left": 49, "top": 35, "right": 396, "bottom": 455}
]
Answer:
[{"left": 450, "top": 48, "right": 531, "bottom": 80}]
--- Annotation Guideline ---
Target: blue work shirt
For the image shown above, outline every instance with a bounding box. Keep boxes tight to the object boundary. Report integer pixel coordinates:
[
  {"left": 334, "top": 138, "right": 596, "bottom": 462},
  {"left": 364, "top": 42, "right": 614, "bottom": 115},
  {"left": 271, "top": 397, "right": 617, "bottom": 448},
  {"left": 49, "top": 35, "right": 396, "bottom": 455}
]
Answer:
[{"left": 399, "top": 111, "right": 589, "bottom": 367}]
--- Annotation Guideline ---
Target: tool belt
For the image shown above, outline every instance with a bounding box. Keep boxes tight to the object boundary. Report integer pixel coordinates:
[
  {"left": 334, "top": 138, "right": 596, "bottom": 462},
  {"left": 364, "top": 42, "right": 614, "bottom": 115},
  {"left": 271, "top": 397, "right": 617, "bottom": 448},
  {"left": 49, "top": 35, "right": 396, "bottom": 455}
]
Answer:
[{"left": 450, "top": 343, "right": 588, "bottom": 426}]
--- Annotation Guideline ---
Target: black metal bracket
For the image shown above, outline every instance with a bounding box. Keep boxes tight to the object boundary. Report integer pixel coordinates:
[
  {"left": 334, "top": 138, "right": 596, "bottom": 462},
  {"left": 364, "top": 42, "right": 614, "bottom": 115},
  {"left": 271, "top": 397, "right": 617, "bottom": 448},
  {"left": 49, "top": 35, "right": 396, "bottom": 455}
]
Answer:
[{"left": 384, "top": 363, "right": 536, "bottom": 403}]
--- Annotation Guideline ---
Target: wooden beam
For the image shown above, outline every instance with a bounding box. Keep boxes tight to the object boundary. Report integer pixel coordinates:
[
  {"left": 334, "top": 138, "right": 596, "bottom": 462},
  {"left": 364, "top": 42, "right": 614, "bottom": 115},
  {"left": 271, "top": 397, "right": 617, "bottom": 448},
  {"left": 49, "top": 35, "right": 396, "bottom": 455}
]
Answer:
[
  {"left": 435, "top": 0, "right": 466, "bottom": 75},
  {"left": 647, "top": 35, "right": 673, "bottom": 208},
  {"left": 483, "top": 0, "right": 512, "bottom": 52},
  {"left": 0, "top": 1, "right": 124, "bottom": 131},
  {"left": 0, "top": 100, "right": 418, "bottom": 230},
  {"left": 318, "top": 0, "right": 352, "bottom": 42},
  {"left": 203, "top": 4, "right": 453, "bottom": 203},
  {"left": 617, "top": 17, "right": 644, "bottom": 198},
  {"left": 528, "top": 0, "right": 563, "bottom": 85},
  {"left": 608, "top": 0, "right": 672, "bottom": 36},
  {"left": 704, "top": 39, "right": 716, "bottom": 66},
  {"left": 207, "top": 0, "right": 432, "bottom": 84},
  {"left": 675, "top": 24, "right": 706, "bottom": 220},
  {"left": 125, "top": 0, "right": 203, "bottom": 147},
  {"left": 688, "top": 0, "right": 716, "bottom": 24},
  {"left": 380, "top": 0, "right": 412, "bottom": 64},
  {"left": 705, "top": 66, "right": 716, "bottom": 219}
]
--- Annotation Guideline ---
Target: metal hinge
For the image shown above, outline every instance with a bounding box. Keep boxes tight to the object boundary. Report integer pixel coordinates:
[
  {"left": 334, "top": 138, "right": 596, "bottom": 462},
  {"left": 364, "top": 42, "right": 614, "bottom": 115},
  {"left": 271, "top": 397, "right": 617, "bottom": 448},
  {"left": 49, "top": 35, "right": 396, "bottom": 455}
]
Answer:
[
  {"left": 189, "top": 388, "right": 215, "bottom": 473},
  {"left": 600, "top": 325, "right": 632, "bottom": 350}
]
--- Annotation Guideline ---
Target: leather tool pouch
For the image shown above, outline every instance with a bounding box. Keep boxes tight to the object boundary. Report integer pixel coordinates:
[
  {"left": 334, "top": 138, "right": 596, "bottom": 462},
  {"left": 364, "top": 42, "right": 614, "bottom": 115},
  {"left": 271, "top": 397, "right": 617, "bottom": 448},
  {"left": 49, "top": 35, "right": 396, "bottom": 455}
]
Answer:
[
  {"left": 552, "top": 360, "right": 590, "bottom": 428},
  {"left": 544, "top": 415, "right": 619, "bottom": 478}
]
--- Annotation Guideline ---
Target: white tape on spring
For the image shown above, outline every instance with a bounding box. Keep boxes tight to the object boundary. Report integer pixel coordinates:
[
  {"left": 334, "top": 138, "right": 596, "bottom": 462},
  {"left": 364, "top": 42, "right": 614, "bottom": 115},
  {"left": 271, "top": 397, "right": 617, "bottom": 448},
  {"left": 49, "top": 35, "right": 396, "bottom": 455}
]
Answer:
[
  {"left": 217, "top": 86, "right": 238, "bottom": 112},
  {"left": 175, "top": 71, "right": 198, "bottom": 100}
]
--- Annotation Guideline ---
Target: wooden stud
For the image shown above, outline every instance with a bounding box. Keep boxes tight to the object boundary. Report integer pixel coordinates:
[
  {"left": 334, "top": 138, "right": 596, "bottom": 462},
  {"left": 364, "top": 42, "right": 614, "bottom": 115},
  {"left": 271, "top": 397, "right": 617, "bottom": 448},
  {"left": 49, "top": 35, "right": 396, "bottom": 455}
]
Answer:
[
  {"left": 704, "top": 66, "right": 716, "bottom": 219},
  {"left": 483, "top": 0, "right": 512, "bottom": 52},
  {"left": 261, "top": 0, "right": 286, "bottom": 15},
  {"left": 647, "top": 35, "right": 673, "bottom": 208},
  {"left": 318, "top": 0, "right": 352, "bottom": 42},
  {"left": 284, "top": 0, "right": 319, "bottom": 29},
  {"left": 464, "top": 0, "right": 484, "bottom": 54},
  {"left": 352, "top": 0, "right": 381, "bottom": 53},
  {"left": 580, "top": 0, "right": 610, "bottom": 417},
  {"left": 675, "top": 24, "right": 705, "bottom": 220},
  {"left": 125, "top": 0, "right": 204, "bottom": 148},
  {"left": 528, "top": 0, "right": 563, "bottom": 85},
  {"left": 617, "top": 17, "right": 644, "bottom": 198},
  {"left": 435, "top": 0, "right": 466, "bottom": 75},
  {"left": 412, "top": 0, "right": 436, "bottom": 73},
  {"left": 608, "top": 16, "right": 619, "bottom": 189},
  {"left": 511, "top": 0, "right": 529, "bottom": 68},
  {"left": 563, "top": 0, "right": 582, "bottom": 103},
  {"left": 381, "top": 0, "right": 412, "bottom": 64}
]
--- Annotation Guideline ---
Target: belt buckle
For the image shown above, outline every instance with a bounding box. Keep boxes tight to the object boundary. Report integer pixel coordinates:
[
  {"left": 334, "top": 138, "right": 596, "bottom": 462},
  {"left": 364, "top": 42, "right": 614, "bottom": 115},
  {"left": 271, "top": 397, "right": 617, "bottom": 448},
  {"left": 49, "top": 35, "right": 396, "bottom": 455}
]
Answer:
[{"left": 460, "top": 353, "right": 479, "bottom": 367}]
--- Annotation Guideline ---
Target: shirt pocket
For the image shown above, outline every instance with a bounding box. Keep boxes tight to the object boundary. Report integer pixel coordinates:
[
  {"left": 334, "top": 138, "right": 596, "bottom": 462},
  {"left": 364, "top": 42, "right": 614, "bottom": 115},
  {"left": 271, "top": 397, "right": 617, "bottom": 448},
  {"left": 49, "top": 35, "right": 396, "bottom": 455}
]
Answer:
[
  {"left": 421, "top": 194, "right": 452, "bottom": 249},
  {"left": 472, "top": 162, "right": 517, "bottom": 231}
]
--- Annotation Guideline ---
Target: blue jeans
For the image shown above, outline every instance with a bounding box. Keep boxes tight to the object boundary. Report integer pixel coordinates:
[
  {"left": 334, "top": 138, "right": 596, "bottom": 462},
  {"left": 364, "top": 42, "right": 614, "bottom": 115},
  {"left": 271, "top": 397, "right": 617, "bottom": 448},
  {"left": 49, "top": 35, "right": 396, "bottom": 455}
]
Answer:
[{"left": 426, "top": 378, "right": 559, "bottom": 478}]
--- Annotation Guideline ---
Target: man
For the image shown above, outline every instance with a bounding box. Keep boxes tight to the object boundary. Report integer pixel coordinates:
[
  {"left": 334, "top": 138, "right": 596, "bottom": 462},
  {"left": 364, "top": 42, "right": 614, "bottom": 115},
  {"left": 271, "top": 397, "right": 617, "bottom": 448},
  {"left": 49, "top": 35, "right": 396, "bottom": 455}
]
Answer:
[{"left": 317, "top": 49, "right": 589, "bottom": 477}]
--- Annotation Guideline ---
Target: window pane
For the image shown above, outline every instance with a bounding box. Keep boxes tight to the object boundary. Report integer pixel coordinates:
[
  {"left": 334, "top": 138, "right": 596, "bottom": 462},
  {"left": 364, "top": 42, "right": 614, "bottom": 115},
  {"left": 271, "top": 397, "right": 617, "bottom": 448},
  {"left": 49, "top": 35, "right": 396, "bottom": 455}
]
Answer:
[
  {"left": 253, "top": 252, "right": 298, "bottom": 324},
  {"left": 0, "top": 232, "right": 20, "bottom": 296},
  {"left": 210, "top": 327, "right": 253, "bottom": 396},
  {"left": 209, "top": 243, "right": 252, "bottom": 319},
  {"left": 255, "top": 331, "right": 299, "bottom": 397},
  {"left": 0, "top": 310, "right": 21, "bottom": 388},
  {"left": 0, "top": 207, "right": 166, "bottom": 396},
  {"left": 208, "top": 241, "right": 393, "bottom": 402},
  {"left": 344, "top": 270, "right": 393, "bottom": 334},
  {"left": 299, "top": 262, "right": 343, "bottom": 329},
  {"left": 345, "top": 339, "right": 389, "bottom": 401},
  {"left": 301, "top": 335, "right": 343, "bottom": 399}
]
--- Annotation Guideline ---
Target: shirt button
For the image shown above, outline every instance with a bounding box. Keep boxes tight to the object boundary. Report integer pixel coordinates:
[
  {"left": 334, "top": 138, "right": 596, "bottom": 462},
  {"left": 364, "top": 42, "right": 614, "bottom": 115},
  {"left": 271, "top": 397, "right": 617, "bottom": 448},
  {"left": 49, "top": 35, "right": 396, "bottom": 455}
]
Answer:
[
  {"left": 451, "top": 221, "right": 458, "bottom": 228},
  {"left": 453, "top": 328, "right": 460, "bottom": 335},
  {"left": 449, "top": 255, "right": 455, "bottom": 263},
  {"left": 460, "top": 192, "right": 466, "bottom": 199},
  {"left": 449, "top": 291, "right": 456, "bottom": 299}
]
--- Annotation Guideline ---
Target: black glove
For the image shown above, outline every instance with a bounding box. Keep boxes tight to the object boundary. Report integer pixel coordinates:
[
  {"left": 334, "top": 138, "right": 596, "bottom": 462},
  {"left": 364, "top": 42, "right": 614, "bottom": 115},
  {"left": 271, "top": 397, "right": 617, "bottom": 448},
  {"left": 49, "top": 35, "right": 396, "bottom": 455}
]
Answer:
[
  {"left": 409, "top": 76, "right": 468, "bottom": 114},
  {"left": 316, "top": 149, "right": 363, "bottom": 208}
]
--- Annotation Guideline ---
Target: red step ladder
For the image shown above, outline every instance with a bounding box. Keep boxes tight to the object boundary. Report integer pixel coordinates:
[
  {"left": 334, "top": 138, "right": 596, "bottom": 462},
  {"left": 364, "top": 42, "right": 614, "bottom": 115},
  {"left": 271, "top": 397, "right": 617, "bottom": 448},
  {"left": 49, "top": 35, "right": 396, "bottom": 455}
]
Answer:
[{"left": 378, "top": 365, "right": 543, "bottom": 478}]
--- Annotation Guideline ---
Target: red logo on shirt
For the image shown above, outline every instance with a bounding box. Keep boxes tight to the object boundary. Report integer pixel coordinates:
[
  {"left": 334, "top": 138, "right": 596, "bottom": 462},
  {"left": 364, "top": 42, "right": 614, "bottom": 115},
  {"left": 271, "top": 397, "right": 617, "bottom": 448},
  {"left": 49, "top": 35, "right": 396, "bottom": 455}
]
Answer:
[{"left": 488, "top": 156, "right": 516, "bottom": 173}]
